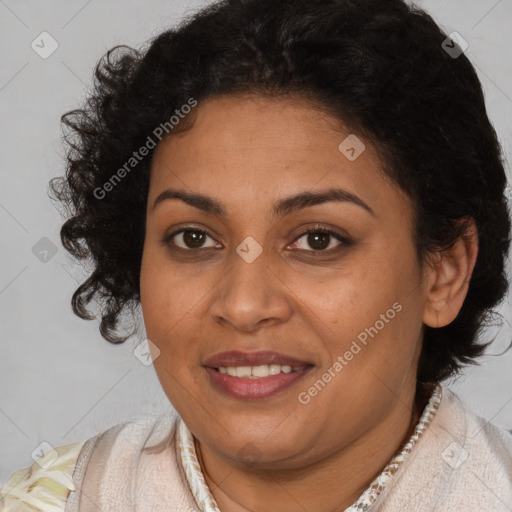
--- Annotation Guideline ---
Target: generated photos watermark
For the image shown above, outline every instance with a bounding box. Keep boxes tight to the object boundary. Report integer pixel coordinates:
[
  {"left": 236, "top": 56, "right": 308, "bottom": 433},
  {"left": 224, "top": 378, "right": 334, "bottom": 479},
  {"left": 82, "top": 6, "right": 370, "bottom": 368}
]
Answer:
[
  {"left": 298, "top": 301, "right": 403, "bottom": 404},
  {"left": 93, "top": 97, "right": 198, "bottom": 200}
]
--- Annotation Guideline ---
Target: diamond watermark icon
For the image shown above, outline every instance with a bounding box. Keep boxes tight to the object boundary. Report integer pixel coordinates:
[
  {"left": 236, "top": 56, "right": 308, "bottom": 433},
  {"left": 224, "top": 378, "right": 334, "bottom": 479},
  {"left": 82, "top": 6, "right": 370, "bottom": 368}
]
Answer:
[
  {"left": 442, "top": 32, "right": 469, "bottom": 59},
  {"left": 236, "top": 236, "right": 263, "bottom": 263},
  {"left": 32, "top": 237, "right": 58, "bottom": 263},
  {"left": 441, "top": 441, "right": 469, "bottom": 469},
  {"left": 31, "top": 441, "right": 58, "bottom": 469},
  {"left": 31, "top": 32, "right": 59, "bottom": 59},
  {"left": 133, "top": 338, "right": 160, "bottom": 366},
  {"left": 338, "top": 134, "right": 366, "bottom": 161}
]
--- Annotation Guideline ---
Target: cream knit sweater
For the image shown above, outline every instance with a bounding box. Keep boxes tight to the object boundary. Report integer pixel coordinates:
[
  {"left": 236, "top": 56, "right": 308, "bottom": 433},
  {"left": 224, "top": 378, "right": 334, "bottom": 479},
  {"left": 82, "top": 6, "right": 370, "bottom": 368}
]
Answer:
[{"left": 1, "top": 386, "right": 511, "bottom": 511}]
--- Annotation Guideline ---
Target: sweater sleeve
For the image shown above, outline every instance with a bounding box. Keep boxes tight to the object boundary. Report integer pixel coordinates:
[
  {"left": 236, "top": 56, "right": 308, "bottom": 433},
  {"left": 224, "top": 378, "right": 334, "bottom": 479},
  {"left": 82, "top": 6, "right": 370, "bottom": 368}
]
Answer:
[{"left": 0, "top": 440, "right": 86, "bottom": 512}]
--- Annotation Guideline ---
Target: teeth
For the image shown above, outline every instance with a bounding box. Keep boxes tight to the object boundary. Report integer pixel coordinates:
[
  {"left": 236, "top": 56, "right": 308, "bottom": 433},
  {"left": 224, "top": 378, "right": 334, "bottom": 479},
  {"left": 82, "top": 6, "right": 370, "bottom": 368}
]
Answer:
[
  {"left": 216, "top": 364, "right": 297, "bottom": 378},
  {"left": 252, "top": 365, "right": 269, "bottom": 377},
  {"left": 269, "top": 364, "right": 282, "bottom": 375},
  {"left": 236, "top": 366, "right": 252, "bottom": 378}
]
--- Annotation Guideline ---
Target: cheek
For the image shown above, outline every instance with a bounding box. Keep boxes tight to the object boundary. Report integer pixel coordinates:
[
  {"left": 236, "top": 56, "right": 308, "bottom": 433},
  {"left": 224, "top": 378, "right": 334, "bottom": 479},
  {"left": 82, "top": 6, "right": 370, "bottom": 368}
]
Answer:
[
  {"left": 310, "top": 248, "right": 422, "bottom": 372},
  {"left": 140, "top": 245, "right": 195, "bottom": 320},
  {"left": 141, "top": 283, "right": 195, "bottom": 346},
  {"left": 140, "top": 250, "right": 183, "bottom": 350},
  {"left": 140, "top": 260, "right": 201, "bottom": 403},
  {"left": 140, "top": 258, "right": 210, "bottom": 390},
  {"left": 298, "top": 259, "right": 402, "bottom": 337}
]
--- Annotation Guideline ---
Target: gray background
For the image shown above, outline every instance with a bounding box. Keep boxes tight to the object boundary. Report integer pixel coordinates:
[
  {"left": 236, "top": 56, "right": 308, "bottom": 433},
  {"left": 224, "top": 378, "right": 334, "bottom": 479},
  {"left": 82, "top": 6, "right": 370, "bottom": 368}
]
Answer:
[{"left": 1, "top": 0, "right": 511, "bottom": 486}]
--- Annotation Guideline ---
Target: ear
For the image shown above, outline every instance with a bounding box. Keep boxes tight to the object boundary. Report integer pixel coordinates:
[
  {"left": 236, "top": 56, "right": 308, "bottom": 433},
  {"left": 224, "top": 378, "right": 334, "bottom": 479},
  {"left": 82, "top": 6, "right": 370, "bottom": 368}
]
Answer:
[{"left": 422, "top": 217, "right": 479, "bottom": 328}]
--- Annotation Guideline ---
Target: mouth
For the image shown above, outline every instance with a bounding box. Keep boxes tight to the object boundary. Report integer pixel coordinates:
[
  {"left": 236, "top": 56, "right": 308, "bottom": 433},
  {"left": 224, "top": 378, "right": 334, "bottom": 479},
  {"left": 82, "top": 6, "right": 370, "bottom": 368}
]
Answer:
[
  {"left": 203, "top": 350, "right": 314, "bottom": 400},
  {"left": 213, "top": 363, "right": 306, "bottom": 378}
]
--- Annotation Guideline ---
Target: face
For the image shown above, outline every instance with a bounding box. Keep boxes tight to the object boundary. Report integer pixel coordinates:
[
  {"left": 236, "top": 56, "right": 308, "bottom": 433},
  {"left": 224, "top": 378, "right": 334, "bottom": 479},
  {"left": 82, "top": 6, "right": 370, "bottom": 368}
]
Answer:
[{"left": 140, "top": 94, "right": 431, "bottom": 469}]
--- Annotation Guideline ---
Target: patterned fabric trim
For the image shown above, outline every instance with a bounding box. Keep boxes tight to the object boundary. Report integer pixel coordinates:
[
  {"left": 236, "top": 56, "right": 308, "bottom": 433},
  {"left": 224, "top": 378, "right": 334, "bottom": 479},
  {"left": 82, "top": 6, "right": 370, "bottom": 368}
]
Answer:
[
  {"left": 0, "top": 440, "right": 86, "bottom": 512},
  {"left": 176, "top": 384, "right": 442, "bottom": 512},
  {"left": 177, "top": 419, "right": 221, "bottom": 512},
  {"left": 344, "top": 384, "right": 442, "bottom": 511}
]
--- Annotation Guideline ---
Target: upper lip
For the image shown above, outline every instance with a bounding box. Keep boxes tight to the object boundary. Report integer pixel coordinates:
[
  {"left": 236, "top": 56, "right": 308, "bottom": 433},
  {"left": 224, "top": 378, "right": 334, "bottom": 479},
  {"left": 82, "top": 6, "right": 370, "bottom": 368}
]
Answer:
[{"left": 203, "top": 350, "right": 313, "bottom": 368}]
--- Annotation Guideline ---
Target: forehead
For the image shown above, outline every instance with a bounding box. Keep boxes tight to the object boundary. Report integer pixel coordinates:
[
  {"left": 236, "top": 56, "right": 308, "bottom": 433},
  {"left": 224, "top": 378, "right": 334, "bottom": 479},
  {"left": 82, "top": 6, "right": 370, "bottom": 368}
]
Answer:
[
  {"left": 153, "top": 93, "right": 355, "bottom": 161},
  {"left": 148, "top": 94, "right": 411, "bottom": 222}
]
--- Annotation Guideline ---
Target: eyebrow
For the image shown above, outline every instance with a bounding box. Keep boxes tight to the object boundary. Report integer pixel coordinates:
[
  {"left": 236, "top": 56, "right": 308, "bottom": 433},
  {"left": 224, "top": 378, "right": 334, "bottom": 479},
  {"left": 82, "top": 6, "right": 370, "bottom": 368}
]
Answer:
[{"left": 152, "top": 186, "right": 375, "bottom": 217}]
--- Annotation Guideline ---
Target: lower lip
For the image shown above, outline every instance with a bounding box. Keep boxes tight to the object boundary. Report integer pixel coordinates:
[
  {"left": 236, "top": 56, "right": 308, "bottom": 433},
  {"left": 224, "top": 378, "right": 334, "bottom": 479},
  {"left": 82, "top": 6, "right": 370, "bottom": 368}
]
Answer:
[{"left": 204, "top": 366, "right": 313, "bottom": 400}]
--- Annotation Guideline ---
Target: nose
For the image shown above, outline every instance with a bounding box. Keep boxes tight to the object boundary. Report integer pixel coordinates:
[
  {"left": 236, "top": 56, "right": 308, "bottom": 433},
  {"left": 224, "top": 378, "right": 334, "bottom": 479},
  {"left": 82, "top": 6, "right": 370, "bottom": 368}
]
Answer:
[{"left": 209, "top": 247, "right": 293, "bottom": 332}]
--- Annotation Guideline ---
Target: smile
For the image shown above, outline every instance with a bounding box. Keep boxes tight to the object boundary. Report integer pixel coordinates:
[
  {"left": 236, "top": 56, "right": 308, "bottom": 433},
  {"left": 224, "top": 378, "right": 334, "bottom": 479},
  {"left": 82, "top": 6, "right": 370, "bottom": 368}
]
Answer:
[
  {"left": 205, "top": 364, "right": 313, "bottom": 399},
  {"left": 216, "top": 364, "right": 300, "bottom": 378}
]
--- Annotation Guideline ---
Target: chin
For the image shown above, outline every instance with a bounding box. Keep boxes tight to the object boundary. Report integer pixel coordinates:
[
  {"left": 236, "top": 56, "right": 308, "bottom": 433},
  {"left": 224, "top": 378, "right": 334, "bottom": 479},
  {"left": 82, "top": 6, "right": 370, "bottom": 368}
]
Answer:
[{"left": 213, "top": 432, "right": 303, "bottom": 468}]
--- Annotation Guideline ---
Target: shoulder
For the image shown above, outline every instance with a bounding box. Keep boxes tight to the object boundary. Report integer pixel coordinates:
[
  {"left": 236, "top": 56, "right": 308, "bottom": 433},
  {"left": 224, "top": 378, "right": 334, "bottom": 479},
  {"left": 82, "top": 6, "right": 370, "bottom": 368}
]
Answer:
[
  {"left": 436, "top": 386, "right": 512, "bottom": 465},
  {"left": 0, "top": 439, "right": 87, "bottom": 511},
  {"left": 431, "top": 386, "right": 512, "bottom": 509},
  {"left": 383, "top": 385, "right": 512, "bottom": 511},
  {"left": 0, "top": 412, "right": 180, "bottom": 512}
]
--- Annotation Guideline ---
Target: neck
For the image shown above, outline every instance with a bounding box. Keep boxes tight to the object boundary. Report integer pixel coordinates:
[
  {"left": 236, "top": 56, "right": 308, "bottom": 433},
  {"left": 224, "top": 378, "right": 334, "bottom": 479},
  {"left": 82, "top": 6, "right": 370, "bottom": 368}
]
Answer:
[{"left": 195, "top": 383, "right": 431, "bottom": 512}]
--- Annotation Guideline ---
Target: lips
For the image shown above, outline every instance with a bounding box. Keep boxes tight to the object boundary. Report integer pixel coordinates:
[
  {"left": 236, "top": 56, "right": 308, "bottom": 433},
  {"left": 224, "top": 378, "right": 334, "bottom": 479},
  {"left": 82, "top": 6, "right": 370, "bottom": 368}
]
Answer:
[
  {"left": 202, "top": 350, "right": 312, "bottom": 369},
  {"left": 202, "top": 350, "right": 315, "bottom": 400}
]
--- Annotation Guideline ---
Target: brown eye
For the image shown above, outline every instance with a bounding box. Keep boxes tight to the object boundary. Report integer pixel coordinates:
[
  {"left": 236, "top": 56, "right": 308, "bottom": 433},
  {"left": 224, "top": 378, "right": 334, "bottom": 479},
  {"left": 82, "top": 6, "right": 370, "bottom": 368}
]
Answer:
[
  {"left": 290, "top": 227, "right": 352, "bottom": 252},
  {"left": 163, "top": 229, "right": 219, "bottom": 250},
  {"left": 306, "top": 232, "right": 331, "bottom": 250},
  {"left": 161, "top": 225, "right": 352, "bottom": 254}
]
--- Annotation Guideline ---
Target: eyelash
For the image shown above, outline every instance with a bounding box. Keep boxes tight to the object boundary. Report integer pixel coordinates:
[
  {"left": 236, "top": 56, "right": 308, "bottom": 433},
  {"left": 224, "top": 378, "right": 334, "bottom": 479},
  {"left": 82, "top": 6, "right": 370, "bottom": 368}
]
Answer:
[{"left": 161, "top": 224, "right": 352, "bottom": 254}]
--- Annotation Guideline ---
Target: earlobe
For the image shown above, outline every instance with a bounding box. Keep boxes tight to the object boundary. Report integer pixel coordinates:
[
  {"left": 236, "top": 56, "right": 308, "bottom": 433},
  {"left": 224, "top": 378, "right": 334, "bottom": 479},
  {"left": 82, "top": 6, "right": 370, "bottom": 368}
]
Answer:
[{"left": 422, "top": 218, "right": 479, "bottom": 328}]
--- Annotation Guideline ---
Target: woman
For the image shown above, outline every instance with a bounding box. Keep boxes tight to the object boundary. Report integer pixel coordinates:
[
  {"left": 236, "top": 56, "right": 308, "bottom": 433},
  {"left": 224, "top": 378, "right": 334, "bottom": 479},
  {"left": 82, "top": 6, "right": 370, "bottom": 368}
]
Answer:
[{"left": 1, "top": 0, "right": 511, "bottom": 510}]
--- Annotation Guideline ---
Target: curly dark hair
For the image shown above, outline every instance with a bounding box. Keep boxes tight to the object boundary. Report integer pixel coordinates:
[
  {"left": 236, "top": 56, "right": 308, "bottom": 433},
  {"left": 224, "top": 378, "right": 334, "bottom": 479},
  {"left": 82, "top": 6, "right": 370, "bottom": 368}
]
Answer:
[{"left": 48, "top": 0, "right": 511, "bottom": 384}]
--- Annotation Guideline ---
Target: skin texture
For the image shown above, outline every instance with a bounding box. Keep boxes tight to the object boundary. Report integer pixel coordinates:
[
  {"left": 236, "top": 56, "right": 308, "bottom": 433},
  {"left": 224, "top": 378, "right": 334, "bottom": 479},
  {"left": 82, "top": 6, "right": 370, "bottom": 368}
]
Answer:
[{"left": 140, "top": 94, "right": 478, "bottom": 511}]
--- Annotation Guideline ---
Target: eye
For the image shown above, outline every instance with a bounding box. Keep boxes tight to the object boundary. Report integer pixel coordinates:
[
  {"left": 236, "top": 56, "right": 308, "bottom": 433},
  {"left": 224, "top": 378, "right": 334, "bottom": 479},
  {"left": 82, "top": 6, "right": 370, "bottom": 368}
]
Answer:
[
  {"left": 161, "top": 224, "right": 352, "bottom": 253},
  {"left": 289, "top": 225, "right": 352, "bottom": 252},
  {"left": 162, "top": 228, "right": 220, "bottom": 250}
]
